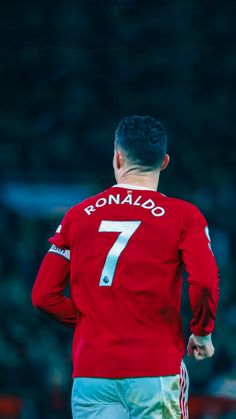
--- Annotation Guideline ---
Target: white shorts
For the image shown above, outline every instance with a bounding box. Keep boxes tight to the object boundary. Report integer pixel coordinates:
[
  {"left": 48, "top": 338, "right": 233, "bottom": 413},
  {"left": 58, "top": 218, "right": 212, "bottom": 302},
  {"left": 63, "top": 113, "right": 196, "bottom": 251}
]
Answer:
[{"left": 71, "top": 361, "right": 189, "bottom": 418}]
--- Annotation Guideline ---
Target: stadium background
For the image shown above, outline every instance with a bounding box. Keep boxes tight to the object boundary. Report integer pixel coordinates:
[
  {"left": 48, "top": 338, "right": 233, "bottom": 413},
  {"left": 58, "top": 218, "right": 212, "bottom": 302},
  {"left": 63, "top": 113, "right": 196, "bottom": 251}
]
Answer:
[{"left": 0, "top": 1, "right": 235, "bottom": 418}]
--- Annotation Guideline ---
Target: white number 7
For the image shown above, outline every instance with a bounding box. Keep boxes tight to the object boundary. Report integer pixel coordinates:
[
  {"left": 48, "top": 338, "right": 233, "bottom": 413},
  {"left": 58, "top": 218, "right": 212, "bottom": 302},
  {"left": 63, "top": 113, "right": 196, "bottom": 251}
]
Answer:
[{"left": 98, "top": 220, "right": 141, "bottom": 286}]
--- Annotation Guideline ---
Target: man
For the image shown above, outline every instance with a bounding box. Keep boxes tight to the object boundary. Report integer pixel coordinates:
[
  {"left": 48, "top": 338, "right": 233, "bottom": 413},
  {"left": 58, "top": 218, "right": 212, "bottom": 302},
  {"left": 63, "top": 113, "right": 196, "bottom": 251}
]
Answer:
[{"left": 32, "top": 115, "right": 219, "bottom": 418}]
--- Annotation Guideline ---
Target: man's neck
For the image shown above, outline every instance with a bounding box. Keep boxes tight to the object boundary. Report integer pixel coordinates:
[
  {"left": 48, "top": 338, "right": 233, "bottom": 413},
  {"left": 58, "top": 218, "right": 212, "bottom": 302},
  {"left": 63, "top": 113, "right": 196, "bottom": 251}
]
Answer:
[{"left": 116, "top": 169, "right": 160, "bottom": 191}]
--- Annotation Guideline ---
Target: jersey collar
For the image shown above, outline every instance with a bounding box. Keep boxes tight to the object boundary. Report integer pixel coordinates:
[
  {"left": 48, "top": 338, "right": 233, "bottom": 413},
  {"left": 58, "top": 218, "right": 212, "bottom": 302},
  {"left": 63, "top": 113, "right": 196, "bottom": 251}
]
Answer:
[{"left": 112, "top": 183, "right": 156, "bottom": 191}]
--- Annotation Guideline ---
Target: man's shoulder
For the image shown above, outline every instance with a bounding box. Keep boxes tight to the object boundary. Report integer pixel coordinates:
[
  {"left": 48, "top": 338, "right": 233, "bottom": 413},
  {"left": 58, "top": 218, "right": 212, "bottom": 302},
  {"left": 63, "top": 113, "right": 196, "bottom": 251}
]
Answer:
[
  {"left": 159, "top": 195, "right": 206, "bottom": 231},
  {"left": 158, "top": 193, "right": 199, "bottom": 212}
]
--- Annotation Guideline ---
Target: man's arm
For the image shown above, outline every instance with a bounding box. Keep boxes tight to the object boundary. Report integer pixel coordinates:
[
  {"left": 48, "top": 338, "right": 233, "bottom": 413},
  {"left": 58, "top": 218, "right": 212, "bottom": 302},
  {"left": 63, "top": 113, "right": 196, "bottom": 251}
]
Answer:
[
  {"left": 180, "top": 205, "right": 220, "bottom": 360},
  {"left": 32, "top": 251, "right": 77, "bottom": 328}
]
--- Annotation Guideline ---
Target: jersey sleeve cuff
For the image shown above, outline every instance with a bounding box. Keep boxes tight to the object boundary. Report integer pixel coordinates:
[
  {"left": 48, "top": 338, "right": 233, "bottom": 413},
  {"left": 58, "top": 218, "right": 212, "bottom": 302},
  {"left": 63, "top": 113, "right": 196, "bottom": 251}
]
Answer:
[{"left": 193, "top": 334, "right": 212, "bottom": 346}]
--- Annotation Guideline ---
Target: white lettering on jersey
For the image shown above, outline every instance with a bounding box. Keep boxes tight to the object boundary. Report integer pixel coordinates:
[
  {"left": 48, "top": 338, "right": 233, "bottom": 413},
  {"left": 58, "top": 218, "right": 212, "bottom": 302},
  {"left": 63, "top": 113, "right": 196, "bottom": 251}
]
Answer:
[
  {"left": 133, "top": 196, "right": 142, "bottom": 206},
  {"left": 121, "top": 194, "right": 132, "bottom": 205},
  {"left": 84, "top": 205, "right": 96, "bottom": 215},
  {"left": 84, "top": 194, "right": 165, "bottom": 218},
  {"left": 142, "top": 199, "right": 155, "bottom": 209},
  {"left": 96, "top": 198, "right": 107, "bottom": 207},
  {"left": 152, "top": 207, "right": 165, "bottom": 217},
  {"left": 108, "top": 194, "right": 120, "bottom": 205}
]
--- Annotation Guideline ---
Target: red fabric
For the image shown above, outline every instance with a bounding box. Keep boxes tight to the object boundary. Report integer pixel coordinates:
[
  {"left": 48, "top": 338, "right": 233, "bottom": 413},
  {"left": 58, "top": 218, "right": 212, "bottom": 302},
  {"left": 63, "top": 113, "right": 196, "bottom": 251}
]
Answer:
[
  {"left": 32, "top": 186, "right": 219, "bottom": 378},
  {"left": 32, "top": 253, "right": 76, "bottom": 328}
]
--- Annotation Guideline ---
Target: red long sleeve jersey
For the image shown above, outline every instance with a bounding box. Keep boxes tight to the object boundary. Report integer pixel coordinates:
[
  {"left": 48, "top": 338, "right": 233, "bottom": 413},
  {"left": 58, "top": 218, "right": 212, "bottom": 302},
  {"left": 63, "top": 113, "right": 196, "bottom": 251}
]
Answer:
[{"left": 32, "top": 185, "right": 219, "bottom": 378}]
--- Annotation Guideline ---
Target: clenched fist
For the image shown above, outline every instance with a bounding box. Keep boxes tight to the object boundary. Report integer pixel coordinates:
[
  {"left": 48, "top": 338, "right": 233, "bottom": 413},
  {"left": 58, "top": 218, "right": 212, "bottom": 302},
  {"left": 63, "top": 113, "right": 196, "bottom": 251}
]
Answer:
[{"left": 187, "top": 334, "right": 215, "bottom": 360}]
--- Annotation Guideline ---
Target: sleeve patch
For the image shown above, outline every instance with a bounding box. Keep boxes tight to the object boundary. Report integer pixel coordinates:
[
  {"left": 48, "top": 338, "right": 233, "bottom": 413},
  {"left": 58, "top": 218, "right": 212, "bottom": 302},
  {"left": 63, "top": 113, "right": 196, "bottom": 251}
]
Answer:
[
  {"left": 48, "top": 244, "right": 70, "bottom": 260},
  {"left": 56, "top": 224, "right": 62, "bottom": 233}
]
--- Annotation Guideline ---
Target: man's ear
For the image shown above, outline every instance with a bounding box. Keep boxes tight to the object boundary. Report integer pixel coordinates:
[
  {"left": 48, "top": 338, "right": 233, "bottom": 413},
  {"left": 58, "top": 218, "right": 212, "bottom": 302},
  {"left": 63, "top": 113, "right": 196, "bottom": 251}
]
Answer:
[
  {"left": 160, "top": 154, "right": 170, "bottom": 171},
  {"left": 114, "top": 149, "right": 124, "bottom": 170}
]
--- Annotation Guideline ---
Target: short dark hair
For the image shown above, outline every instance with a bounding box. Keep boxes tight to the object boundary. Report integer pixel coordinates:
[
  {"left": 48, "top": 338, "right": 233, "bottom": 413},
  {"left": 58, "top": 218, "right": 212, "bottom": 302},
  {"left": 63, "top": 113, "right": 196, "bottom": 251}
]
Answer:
[{"left": 115, "top": 115, "right": 167, "bottom": 169}]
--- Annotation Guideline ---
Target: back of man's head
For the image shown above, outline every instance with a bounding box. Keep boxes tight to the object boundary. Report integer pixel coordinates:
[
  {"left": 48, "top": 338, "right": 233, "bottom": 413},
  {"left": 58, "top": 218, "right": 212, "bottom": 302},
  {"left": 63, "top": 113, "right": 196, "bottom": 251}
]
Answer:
[{"left": 115, "top": 115, "right": 168, "bottom": 170}]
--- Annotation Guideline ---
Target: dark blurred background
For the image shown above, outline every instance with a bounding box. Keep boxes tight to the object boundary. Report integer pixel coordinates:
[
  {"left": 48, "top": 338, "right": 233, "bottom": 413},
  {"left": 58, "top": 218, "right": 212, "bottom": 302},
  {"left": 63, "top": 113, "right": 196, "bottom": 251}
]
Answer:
[{"left": 0, "top": 1, "right": 235, "bottom": 418}]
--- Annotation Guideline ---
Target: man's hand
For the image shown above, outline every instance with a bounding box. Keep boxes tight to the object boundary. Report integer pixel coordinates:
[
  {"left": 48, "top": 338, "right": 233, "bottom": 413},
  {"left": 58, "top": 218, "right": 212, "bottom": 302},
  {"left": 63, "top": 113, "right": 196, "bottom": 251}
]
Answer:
[{"left": 187, "top": 334, "right": 215, "bottom": 360}]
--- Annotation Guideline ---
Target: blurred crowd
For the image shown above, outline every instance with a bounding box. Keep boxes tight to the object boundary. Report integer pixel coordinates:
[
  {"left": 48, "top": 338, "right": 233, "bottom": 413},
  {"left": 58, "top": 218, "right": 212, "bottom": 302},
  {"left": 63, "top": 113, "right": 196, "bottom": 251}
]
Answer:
[{"left": 0, "top": 1, "right": 236, "bottom": 418}]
